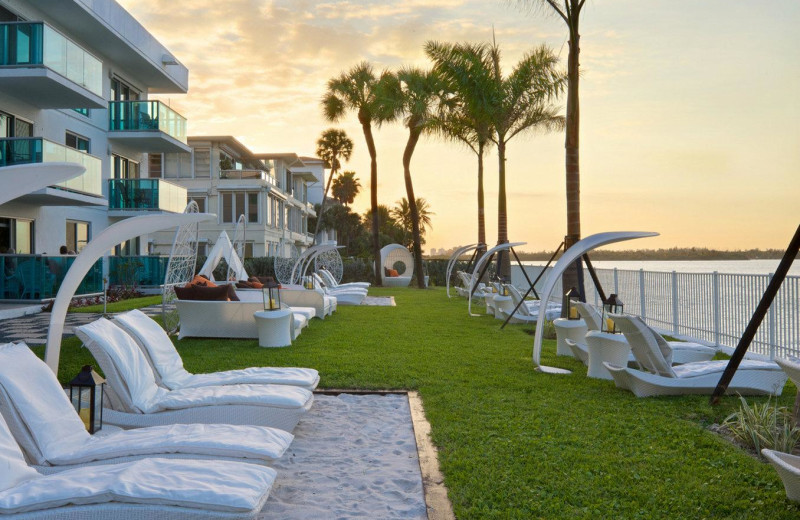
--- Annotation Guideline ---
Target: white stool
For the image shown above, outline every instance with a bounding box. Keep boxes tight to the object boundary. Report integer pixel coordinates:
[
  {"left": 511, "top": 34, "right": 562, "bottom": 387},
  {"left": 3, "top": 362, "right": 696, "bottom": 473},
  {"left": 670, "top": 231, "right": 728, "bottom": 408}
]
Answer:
[
  {"left": 492, "top": 295, "right": 513, "bottom": 320},
  {"left": 253, "top": 309, "right": 292, "bottom": 348},
  {"left": 553, "top": 318, "right": 588, "bottom": 357},
  {"left": 585, "top": 331, "right": 630, "bottom": 380}
]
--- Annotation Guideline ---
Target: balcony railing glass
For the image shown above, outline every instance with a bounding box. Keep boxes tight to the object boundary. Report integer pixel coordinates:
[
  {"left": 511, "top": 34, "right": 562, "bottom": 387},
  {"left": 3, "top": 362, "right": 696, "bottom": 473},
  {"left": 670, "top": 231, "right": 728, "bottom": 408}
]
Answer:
[
  {"left": 108, "top": 178, "right": 187, "bottom": 213},
  {"left": 0, "top": 22, "right": 103, "bottom": 96},
  {"left": 108, "top": 255, "right": 170, "bottom": 287},
  {"left": 0, "top": 137, "right": 102, "bottom": 196},
  {"left": 1, "top": 254, "right": 102, "bottom": 300},
  {"left": 108, "top": 101, "right": 188, "bottom": 144},
  {"left": 220, "top": 169, "right": 277, "bottom": 186}
]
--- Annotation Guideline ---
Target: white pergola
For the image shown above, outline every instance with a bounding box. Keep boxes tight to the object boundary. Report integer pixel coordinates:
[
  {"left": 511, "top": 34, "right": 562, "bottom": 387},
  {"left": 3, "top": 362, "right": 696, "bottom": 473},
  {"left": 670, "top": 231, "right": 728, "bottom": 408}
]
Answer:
[
  {"left": 445, "top": 243, "right": 477, "bottom": 299},
  {"left": 467, "top": 242, "right": 526, "bottom": 316}
]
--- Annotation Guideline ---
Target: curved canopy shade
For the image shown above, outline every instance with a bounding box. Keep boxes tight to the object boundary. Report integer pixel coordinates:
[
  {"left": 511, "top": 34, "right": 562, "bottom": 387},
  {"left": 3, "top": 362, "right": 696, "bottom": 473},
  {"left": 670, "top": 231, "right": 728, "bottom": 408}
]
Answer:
[
  {"left": 446, "top": 244, "right": 477, "bottom": 299},
  {"left": 380, "top": 244, "right": 414, "bottom": 283},
  {"left": 302, "top": 244, "right": 343, "bottom": 278},
  {"left": 467, "top": 242, "right": 526, "bottom": 316},
  {"left": 532, "top": 231, "right": 659, "bottom": 374},
  {"left": 291, "top": 242, "right": 335, "bottom": 284},
  {"left": 45, "top": 213, "right": 216, "bottom": 373},
  {"left": 0, "top": 162, "right": 85, "bottom": 206}
]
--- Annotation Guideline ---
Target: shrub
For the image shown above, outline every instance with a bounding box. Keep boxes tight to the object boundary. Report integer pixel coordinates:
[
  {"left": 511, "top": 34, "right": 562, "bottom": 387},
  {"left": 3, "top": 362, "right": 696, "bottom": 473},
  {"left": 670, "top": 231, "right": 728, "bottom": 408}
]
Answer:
[{"left": 722, "top": 395, "right": 800, "bottom": 456}]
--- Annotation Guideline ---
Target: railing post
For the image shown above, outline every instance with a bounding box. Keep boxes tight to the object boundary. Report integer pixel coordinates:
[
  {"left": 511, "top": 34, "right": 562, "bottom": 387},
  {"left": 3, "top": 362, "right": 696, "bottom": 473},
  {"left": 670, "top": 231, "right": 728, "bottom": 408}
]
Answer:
[
  {"left": 767, "top": 272, "right": 776, "bottom": 359},
  {"left": 639, "top": 269, "right": 646, "bottom": 320},
  {"left": 613, "top": 267, "right": 619, "bottom": 294},
  {"left": 712, "top": 271, "right": 720, "bottom": 348},
  {"left": 671, "top": 270, "right": 679, "bottom": 335}
]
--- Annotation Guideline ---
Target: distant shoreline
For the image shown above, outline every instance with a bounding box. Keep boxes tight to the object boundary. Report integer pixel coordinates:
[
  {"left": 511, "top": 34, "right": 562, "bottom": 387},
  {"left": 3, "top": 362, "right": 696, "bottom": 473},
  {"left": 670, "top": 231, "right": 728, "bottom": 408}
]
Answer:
[{"left": 428, "top": 248, "right": 794, "bottom": 261}]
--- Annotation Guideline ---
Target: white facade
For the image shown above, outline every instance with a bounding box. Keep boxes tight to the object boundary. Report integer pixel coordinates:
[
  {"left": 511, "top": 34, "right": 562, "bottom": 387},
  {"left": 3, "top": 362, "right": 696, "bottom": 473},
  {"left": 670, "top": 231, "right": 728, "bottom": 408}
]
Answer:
[
  {"left": 0, "top": 0, "right": 188, "bottom": 258},
  {"left": 150, "top": 137, "right": 318, "bottom": 259}
]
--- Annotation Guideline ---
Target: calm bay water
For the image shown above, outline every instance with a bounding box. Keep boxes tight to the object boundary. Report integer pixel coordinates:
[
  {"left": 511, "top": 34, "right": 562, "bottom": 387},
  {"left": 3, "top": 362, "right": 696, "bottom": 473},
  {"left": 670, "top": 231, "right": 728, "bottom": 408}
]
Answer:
[{"left": 524, "top": 259, "right": 800, "bottom": 277}]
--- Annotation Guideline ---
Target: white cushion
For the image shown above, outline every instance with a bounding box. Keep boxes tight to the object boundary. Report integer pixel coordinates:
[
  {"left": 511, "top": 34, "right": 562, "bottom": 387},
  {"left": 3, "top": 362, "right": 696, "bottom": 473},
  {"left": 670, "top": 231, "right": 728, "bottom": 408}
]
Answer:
[
  {"left": 155, "top": 384, "right": 312, "bottom": 412},
  {"left": 0, "top": 392, "right": 39, "bottom": 492},
  {"left": 673, "top": 360, "right": 780, "bottom": 379},
  {"left": 0, "top": 343, "right": 90, "bottom": 460},
  {"left": 75, "top": 319, "right": 167, "bottom": 413},
  {"left": 0, "top": 458, "right": 275, "bottom": 514}
]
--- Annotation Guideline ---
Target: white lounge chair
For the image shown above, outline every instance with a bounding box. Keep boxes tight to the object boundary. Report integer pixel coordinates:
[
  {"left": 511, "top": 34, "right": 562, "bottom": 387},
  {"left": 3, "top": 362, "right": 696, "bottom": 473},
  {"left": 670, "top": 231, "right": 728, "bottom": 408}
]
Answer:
[
  {"left": 603, "top": 314, "right": 787, "bottom": 397},
  {"left": 775, "top": 356, "right": 800, "bottom": 388},
  {"left": 75, "top": 318, "right": 313, "bottom": 431},
  {"left": 311, "top": 273, "right": 366, "bottom": 306},
  {"left": 762, "top": 449, "right": 800, "bottom": 502},
  {"left": 567, "top": 303, "right": 717, "bottom": 365},
  {"left": 497, "top": 284, "right": 562, "bottom": 324},
  {"left": 0, "top": 410, "right": 277, "bottom": 519},
  {"left": 317, "top": 268, "right": 370, "bottom": 290},
  {"left": 114, "top": 309, "right": 319, "bottom": 391},
  {"left": 0, "top": 342, "right": 292, "bottom": 473}
]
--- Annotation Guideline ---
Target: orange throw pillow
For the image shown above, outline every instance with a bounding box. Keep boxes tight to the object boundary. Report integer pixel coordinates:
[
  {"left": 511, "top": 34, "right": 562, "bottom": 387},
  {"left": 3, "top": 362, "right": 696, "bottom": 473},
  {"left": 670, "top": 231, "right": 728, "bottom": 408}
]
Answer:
[
  {"left": 388, "top": 269, "right": 399, "bottom": 277},
  {"left": 191, "top": 275, "right": 216, "bottom": 287}
]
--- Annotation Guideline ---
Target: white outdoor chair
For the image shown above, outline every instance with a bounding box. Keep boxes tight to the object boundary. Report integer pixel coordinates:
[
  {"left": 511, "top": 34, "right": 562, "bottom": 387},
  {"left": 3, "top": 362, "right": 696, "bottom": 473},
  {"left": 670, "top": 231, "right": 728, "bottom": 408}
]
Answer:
[
  {"left": 74, "top": 318, "right": 313, "bottom": 432},
  {"left": 0, "top": 409, "right": 277, "bottom": 520},
  {"left": 317, "top": 268, "right": 370, "bottom": 290},
  {"left": 114, "top": 309, "right": 319, "bottom": 390},
  {"left": 603, "top": 314, "right": 787, "bottom": 397},
  {"left": 380, "top": 244, "right": 413, "bottom": 287},
  {"left": 0, "top": 342, "right": 292, "bottom": 473},
  {"left": 567, "top": 302, "right": 717, "bottom": 366},
  {"left": 497, "top": 284, "right": 562, "bottom": 324},
  {"left": 762, "top": 449, "right": 800, "bottom": 502},
  {"left": 311, "top": 273, "right": 366, "bottom": 305}
]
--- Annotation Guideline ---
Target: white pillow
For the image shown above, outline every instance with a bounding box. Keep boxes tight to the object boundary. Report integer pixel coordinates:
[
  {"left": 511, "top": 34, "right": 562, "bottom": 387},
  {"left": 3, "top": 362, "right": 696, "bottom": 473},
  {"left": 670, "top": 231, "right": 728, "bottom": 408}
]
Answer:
[{"left": 0, "top": 346, "right": 40, "bottom": 492}]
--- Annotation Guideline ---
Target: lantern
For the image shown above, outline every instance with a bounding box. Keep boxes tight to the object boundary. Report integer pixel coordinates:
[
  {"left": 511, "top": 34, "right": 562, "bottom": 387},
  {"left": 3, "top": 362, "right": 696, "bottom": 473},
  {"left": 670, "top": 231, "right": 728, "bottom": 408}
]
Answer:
[
  {"left": 303, "top": 275, "right": 316, "bottom": 290},
  {"left": 499, "top": 283, "right": 509, "bottom": 297},
  {"left": 69, "top": 365, "right": 104, "bottom": 434},
  {"left": 601, "top": 293, "right": 624, "bottom": 333},
  {"left": 565, "top": 287, "right": 581, "bottom": 320},
  {"left": 262, "top": 279, "right": 282, "bottom": 311}
]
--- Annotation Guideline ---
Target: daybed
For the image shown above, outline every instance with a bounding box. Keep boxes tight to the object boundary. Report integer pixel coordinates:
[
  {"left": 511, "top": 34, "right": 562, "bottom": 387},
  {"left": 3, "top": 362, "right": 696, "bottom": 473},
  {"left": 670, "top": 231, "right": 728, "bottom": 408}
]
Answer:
[
  {"left": 175, "top": 299, "right": 307, "bottom": 340},
  {"left": 75, "top": 319, "right": 314, "bottom": 432},
  {"left": 238, "top": 286, "right": 336, "bottom": 319},
  {"left": 380, "top": 244, "right": 413, "bottom": 287}
]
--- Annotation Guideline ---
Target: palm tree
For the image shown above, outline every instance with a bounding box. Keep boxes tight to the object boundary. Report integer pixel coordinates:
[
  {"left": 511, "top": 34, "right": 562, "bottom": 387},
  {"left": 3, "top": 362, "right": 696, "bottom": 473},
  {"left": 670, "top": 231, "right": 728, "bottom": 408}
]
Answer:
[
  {"left": 427, "top": 40, "right": 566, "bottom": 278},
  {"left": 517, "top": 0, "right": 587, "bottom": 301},
  {"left": 391, "top": 197, "right": 434, "bottom": 251},
  {"left": 322, "top": 62, "right": 396, "bottom": 284},
  {"left": 331, "top": 170, "right": 361, "bottom": 207},
  {"left": 383, "top": 67, "right": 444, "bottom": 288},
  {"left": 425, "top": 42, "right": 494, "bottom": 258},
  {"left": 313, "top": 129, "right": 353, "bottom": 245}
]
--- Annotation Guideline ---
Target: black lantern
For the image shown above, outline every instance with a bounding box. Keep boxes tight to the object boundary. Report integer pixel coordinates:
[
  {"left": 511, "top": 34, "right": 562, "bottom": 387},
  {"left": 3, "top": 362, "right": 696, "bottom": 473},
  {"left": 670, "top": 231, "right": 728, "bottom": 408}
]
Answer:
[
  {"left": 565, "top": 287, "right": 581, "bottom": 320},
  {"left": 499, "top": 283, "right": 509, "bottom": 297},
  {"left": 601, "top": 293, "right": 624, "bottom": 333},
  {"left": 303, "top": 275, "right": 316, "bottom": 290},
  {"left": 262, "top": 279, "right": 282, "bottom": 311},
  {"left": 69, "top": 365, "right": 104, "bottom": 434}
]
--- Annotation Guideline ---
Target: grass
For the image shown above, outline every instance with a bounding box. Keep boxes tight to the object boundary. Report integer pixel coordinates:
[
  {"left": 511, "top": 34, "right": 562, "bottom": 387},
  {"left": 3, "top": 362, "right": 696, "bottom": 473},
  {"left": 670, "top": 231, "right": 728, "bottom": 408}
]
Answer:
[
  {"left": 38, "top": 287, "right": 800, "bottom": 519},
  {"left": 69, "top": 295, "right": 162, "bottom": 314}
]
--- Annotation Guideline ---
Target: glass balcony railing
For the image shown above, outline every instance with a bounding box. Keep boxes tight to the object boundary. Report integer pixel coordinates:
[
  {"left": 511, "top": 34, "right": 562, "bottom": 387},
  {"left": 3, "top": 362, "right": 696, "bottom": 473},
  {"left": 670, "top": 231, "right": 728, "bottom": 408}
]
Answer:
[
  {"left": 108, "top": 255, "right": 171, "bottom": 287},
  {"left": 107, "top": 178, "right": 187, "bottom": 213},
  {"left": 108, "top": 101, "right": 188, "bottom": 144},
  {"left": 0, "top": 254, "right": 102, "bottom": 300},
  {"left": 0, "top": 137, "right": 103, "bottom": 197},
  {"left": 0, "top": 22, "right": 103, "bottom": 96},
  {"left": 220, "top": 168, "right": 277, "bottom": 185}
]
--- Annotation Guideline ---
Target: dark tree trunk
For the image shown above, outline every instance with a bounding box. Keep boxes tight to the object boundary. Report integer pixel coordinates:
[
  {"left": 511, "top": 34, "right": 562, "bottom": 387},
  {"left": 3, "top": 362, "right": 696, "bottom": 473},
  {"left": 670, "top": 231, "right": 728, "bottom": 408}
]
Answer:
[
  {"left": 496, "top": 138, "right": 510, "bottom": 280},
  {"left": 312, "top": 165, "right": 337, "bottom": 246},
  {"left": 477, "top": 142, "right": 486, "bottom": 253},
  {"left": 362, "top": 121, "right": 382, "bottom": 285},
  {"left": 402, "top": 126, "right": 425, "bottom": 289}
]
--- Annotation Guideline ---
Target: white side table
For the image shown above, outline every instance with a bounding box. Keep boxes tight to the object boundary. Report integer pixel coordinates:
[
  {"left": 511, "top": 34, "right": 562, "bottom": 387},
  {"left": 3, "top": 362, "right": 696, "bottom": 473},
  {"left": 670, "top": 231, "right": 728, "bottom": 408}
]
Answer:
[
  {"left": 253, "top": 309, "right": 292, "bottom": 348},
  {"left": 553, "top": 318, "right": 588, "bottom": 357},
  {"left": 492, "top": 294, "right": 513, "bottom": 320},
  {"left": 585, "top": 331, "right": 630, "bottom": 380},
  {"left": 484, "top": 292, "right": 497, "bottom": 315}
]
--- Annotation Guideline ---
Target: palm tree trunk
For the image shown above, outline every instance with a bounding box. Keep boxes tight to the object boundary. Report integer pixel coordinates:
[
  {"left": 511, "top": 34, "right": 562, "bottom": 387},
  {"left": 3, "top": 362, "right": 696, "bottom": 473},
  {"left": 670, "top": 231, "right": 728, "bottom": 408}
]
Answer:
[
  {"left": 562, "top": 9, "right": 582, "bottom": 309},
  {"left": 477, "top": 142, "right": 486, "bottom": 253},
  {"left": 312, "top": 166, "right": 337, "bottom": 246},
  {"left": 362, "top": 121, "right": 382, "bottom": 285},
  {"left": 497, "top": 138, "right": 510, "bottom": 280},
  {"left": 402, "top": 127, "right": 425, "bottom": 289}
]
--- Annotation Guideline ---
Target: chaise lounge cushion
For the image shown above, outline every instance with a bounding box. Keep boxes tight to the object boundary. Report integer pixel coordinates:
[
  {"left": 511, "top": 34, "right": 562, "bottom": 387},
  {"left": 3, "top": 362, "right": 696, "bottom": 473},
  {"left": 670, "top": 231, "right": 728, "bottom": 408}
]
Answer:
[{"left": 0, "top": 392, "right": 39, "bottom": 491}]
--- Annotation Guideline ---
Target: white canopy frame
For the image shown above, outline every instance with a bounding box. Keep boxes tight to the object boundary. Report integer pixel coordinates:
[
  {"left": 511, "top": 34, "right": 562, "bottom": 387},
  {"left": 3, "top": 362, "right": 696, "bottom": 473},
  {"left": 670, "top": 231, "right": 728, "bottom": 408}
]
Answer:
[
  {"left": 445, "top": 243, "right": 477, "bottom": 299},
  {"left": 227, "top": 215, "right": 246, "bottom": 282},
  {"left": 44, "top": 213, "right": 215, "bottom": 373},
  {"left": 467, "top": 242, "right": 526, "bottom": 316},
  {"left": 291, "top": 242, "right": 335, "bottom": 285},
  {"left": 198, "top": 231, "right": 247, "bottom": 282},
  {"left": 313, "top": 245, "right": 345, "bottom": 282},
  {"left": 161, "top": 201, "right": 201, "bottom": 334},
  {"left": 274, "top": 242, "right": 299, "bottom": 285},
  {"left": 0, "top": 162, "right": 85, "bottom": 206},
  {"left": 532, "top": 231, "right": 659, "bottom": 374}
]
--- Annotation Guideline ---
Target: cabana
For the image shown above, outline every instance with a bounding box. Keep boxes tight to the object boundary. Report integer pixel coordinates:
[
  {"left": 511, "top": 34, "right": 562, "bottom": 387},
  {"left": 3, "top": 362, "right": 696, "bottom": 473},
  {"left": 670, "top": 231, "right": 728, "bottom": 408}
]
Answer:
[
  {"left": 380, "top": 244, "right": 413, "bottom": 287},
  {"left": 197, "top": 230, "right": 247, "bottom": 282}
]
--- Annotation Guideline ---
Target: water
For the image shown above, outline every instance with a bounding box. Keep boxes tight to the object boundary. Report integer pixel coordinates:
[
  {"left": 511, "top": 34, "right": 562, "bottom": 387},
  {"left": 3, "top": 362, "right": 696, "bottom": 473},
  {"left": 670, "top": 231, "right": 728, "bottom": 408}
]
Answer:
[{"left": 523, "top": 259, "right": 800, "bottom": 277}]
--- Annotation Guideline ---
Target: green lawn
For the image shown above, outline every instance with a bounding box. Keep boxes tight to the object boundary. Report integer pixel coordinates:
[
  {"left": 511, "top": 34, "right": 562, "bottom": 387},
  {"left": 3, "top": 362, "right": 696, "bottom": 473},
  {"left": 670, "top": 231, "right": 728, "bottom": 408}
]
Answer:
[{"left": 44, "top": 287, "right": 800, "bottom": 519}]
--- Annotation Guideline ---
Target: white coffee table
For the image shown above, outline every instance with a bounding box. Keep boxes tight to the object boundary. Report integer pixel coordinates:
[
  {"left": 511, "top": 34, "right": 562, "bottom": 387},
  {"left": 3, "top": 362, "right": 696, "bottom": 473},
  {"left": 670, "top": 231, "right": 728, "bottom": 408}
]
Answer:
[
  {"left": 585, "top": 331, "right": 630, "bottom": 380},
  {"left": 492, "top": 294, "right": 513, "bottom": 319},
  {"left": 253, "top": 309, "right": 292, "bottom": 348}
]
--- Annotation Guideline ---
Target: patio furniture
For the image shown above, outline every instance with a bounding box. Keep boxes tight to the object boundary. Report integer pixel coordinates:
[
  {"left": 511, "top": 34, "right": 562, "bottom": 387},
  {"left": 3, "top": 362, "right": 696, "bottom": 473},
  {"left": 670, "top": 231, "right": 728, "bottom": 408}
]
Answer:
[
  {"left": 74, "top": 318, "right": 313, "bottom": 432},
  {"left": 496, "top": 284, "right": 562, "bottom": 324},
  {"left": 317, "top": 268, "right": 369, "bottom": 290},
  {"left": 553, "top": 318, "right": 588, "bottom": 357},
  {"left": 173, "top": 299, "right": 307, "bottom": 340},
  {"left": 603, "top": 314, "right": 787, "bottom": 397},
  {"left": 311, "top": 273, "right": 367, "bottom": 305},
  {"left": 762, "top": 449, "right": 800, "bottom": 502},
  {"left": 774, "top": 356, "right": 800, "bottom": 388},
  {"left": 380, "top": 244, "right": 413, "bottom": 287},
  {"left": 0, "top": 410, "right": 279, "bottom": 520},
  {"left": 0, "top": 342, "right": 293, "bottom": 473},
  {"left": 253, "top": 309, "right": 293, "bottom": 348},
  {"left": 114, "top": 309, "right": 319, "bottom": 390},
  {"left": 584, "top": 331, "right": 630, "bottom": 380}
]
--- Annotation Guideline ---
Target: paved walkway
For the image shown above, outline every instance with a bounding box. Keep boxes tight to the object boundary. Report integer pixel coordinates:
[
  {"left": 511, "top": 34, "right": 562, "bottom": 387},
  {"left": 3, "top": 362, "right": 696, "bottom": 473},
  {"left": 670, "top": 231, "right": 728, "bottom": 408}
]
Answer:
[{"left": 0, "top": 305, "right": 164, "bottom": 346}]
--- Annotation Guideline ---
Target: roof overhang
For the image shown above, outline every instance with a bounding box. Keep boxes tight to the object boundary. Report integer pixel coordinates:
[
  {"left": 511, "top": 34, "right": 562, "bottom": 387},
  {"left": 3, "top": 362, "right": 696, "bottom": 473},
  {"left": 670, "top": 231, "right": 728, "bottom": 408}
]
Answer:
[{"left": 109, "top": 132, "right": 191, "bottom": 154}]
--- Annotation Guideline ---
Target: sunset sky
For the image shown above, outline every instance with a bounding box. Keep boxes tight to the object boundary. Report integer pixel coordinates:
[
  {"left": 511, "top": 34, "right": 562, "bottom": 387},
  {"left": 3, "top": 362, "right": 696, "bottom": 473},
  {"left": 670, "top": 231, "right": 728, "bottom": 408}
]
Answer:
[{"left": 118, "top": 0, "right": 800, "bottom": 252}]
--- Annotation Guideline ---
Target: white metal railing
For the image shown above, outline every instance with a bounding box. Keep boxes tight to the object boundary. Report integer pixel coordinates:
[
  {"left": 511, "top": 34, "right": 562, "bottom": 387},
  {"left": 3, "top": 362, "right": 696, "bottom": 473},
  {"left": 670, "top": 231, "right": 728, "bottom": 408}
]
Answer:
[{"left": 511, "top": 265, "right": 800, "bottom": 359}]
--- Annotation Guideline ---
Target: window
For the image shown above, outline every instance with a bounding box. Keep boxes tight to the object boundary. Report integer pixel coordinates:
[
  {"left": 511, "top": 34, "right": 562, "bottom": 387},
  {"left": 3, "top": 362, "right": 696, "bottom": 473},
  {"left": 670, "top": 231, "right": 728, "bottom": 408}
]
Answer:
[
  {"left": 110, "top": 78, "right": 140, "bottom": 101},
  {"left": 148, "top": 153, "right": 163, "bottom": 178},
  {"left": 65, "top": 220, "right": 90, "bottom": 253},
  {"left": 72, "top": 108, "right": 89, "bottom": 117},
  {"left": 0, "top": 6, "right": 24, "bottom": 22},
  {"left": 0, "top": 217, "right": 33, "bottom": 254},
  {"left": 0, "top": 111, "right": 32, "bottom": 138},
  {"left": 244, "top": 242, "right": 254, "bottom": 258},
  {"left": 65, "top": 132, "right": 89, "bottom": 153},
  {"left": 188, "top": 195, "right": 206, "bottom": 213},
  {"left": 220, "top": 191, "right": 259, "bottom": 224},
  {"left": 193, "top": 148, "right": 210, "bottom": 178},
  {"left": 115, "top": 237, "right": 140, "bottom": 256},
  {"left": 112, "top": 154, "right": 139, "bottom": 179}
]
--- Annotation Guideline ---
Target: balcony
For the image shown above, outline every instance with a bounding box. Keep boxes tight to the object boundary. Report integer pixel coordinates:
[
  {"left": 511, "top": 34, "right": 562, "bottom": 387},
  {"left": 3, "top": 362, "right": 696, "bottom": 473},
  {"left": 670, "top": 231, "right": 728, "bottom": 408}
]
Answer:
[
  {"left": 0, "top": 22, "right": 105, "bottom": 109},
  {"left": 108, "top": 100, "right": 191, "bottom": 153},
  {"left": 220, "top": 169, "right": 278, "bottom": 187},
  {"left": 0, "top": 137, "right": 105, "bottom": 205},
  {"left": 107, "top": 178, "right": 187, "bottom": 216},
  {"left": 1, "top": 254, "right": 102, "bottom": 301}
]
